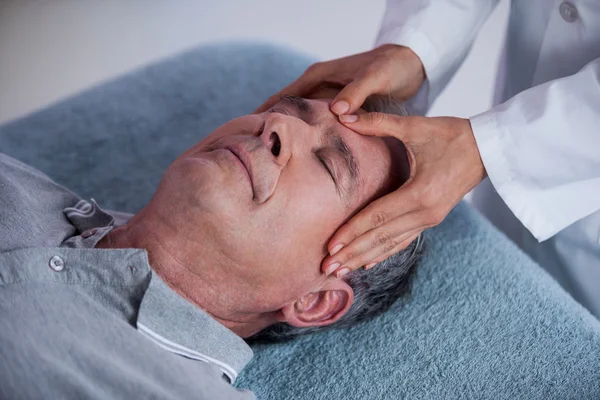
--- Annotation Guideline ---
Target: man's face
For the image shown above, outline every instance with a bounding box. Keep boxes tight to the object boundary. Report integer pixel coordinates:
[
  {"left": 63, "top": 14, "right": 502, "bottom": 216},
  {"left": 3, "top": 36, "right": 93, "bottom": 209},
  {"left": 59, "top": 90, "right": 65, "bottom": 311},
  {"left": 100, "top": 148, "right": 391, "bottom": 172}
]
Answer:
[{"left": 155, "top": 97, "right": 407, "bottom": 313}]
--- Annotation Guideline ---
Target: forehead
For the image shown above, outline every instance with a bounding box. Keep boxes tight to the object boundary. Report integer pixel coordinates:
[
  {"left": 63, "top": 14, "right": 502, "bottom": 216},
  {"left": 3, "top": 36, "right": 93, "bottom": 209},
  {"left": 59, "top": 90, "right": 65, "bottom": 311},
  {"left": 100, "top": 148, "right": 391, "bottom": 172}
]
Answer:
[{"left": 300, "top": 98, "right": 394, "bottom": 204}]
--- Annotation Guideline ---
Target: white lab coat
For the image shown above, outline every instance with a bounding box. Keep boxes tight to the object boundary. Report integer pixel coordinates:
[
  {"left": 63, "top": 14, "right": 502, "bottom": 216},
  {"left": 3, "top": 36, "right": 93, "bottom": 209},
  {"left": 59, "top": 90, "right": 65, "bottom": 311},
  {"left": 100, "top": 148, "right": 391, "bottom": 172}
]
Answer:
[{"left": 376, "top": 0, "right": 600, "bottom": 317}]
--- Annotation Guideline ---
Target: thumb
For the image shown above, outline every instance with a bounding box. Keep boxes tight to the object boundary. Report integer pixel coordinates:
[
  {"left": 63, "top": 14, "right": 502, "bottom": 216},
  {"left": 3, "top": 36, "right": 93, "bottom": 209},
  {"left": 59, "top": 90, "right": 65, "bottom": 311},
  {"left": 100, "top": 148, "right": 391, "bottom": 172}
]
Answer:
[
  {"left": 339, "top": 112, "right": 412, "bottom": 140},
  {"left": 330, "top": 76, "right": 379, "bottom": 116}
]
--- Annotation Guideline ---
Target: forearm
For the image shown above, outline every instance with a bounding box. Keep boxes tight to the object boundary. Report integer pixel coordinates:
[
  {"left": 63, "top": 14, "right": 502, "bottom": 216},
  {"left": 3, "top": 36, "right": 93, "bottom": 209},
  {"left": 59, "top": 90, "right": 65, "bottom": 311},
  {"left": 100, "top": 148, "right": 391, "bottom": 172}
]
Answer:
[
  {"left": 470, "top": 57, "right": 600, "bottom": 241},
  {"left": 376, "top": 0, "right": 500, "bottom": 111}
]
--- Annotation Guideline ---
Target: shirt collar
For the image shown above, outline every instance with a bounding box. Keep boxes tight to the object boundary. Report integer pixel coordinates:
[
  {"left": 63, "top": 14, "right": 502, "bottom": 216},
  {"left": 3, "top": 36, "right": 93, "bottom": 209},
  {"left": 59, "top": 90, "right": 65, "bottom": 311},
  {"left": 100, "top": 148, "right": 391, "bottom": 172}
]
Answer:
[
  {"left": 62, "top": 199, "right": 115, "bottom": 248},
  {"left": 62, "top": 199, "right": 253, "bottom": 383},
  {"left": 137, "top": 273, "right": 253, "bottom": 383}
]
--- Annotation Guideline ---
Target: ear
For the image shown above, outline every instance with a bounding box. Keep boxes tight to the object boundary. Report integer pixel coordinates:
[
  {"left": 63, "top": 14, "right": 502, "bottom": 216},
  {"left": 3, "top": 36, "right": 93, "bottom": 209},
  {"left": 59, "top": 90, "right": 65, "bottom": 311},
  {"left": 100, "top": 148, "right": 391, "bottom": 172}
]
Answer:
[{"left": 276, "top": 279, "right": 354, "bottom": 328}]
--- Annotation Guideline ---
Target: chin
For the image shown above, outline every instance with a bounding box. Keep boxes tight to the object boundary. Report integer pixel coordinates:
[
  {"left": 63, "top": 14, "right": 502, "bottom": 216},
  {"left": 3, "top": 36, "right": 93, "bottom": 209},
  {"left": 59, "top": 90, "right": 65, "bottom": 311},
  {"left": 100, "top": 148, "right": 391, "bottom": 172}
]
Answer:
[{"left": 161, "top": 159, "right": 235, "bottom": 209}]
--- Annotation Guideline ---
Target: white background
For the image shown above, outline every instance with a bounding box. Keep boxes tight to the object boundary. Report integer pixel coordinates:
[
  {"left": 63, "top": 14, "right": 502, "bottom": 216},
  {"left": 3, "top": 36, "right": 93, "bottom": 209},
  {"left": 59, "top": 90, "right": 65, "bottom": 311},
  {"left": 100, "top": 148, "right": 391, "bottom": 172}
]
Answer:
[{"left": 0, "top": 0, "right": 509, "bottom": 125}]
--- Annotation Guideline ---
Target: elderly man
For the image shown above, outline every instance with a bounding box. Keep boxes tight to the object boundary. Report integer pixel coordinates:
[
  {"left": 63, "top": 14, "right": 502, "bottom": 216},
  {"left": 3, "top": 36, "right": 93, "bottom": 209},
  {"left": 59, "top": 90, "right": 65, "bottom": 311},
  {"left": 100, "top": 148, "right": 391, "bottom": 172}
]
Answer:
[{"left": 0, "top": 92, "right": 421, "bottom": 399}]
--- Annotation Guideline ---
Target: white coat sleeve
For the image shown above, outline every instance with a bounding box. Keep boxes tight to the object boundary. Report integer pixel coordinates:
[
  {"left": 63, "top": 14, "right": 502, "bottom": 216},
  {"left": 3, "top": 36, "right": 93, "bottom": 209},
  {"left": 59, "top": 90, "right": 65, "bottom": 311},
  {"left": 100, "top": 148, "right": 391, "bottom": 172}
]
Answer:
[
  {"left": 375, "top": 0, "right": 500, "bottom": 113},
  {"left": 469, "top": 57, "right": 600, "bottom": 241}
]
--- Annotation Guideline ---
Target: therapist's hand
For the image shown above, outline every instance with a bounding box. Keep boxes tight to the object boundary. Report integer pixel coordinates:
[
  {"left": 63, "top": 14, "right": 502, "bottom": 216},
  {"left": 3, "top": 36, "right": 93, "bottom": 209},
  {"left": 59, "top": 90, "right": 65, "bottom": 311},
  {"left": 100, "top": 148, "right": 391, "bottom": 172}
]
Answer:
[
  {"left": 255, "top": 44, "right": 425, "bottom": 115},
  {"left": 322, "top": 113, "right": 486, "bottom": 277}
]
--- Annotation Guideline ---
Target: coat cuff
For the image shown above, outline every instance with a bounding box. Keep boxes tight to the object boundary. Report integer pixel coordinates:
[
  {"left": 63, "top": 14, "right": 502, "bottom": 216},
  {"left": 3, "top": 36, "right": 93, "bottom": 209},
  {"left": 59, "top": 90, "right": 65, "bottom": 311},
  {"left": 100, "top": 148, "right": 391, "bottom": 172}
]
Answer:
[{"left": 470, "top": 110, "right": 557, "bottom": 241}]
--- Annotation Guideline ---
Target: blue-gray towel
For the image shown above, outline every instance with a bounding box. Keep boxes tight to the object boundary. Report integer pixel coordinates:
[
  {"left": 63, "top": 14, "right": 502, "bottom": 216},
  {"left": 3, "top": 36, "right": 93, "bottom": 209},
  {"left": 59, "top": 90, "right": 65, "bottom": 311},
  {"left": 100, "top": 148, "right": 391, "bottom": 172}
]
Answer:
[{"left": 1, "top": 42, "right": 599, "bottom": 399}]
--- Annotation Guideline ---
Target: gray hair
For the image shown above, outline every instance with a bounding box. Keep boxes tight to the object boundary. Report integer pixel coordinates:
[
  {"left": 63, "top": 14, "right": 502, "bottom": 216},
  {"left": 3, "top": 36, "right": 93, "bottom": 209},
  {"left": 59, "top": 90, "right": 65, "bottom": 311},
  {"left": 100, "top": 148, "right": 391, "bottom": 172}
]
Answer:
[
  {"left": 247, "top": 95, "right": 423, "bottom": 343},
  {"left": 248, "top": 236, "right": 422, "bottom": 343}
]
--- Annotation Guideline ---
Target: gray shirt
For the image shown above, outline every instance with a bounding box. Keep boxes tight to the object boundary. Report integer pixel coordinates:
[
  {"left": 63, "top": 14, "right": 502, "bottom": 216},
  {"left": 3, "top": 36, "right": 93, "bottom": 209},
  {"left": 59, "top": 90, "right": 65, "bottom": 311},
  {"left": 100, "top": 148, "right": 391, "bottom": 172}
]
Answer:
[{"left": 0, "top": 153, "right": 255, "bottom": 399}]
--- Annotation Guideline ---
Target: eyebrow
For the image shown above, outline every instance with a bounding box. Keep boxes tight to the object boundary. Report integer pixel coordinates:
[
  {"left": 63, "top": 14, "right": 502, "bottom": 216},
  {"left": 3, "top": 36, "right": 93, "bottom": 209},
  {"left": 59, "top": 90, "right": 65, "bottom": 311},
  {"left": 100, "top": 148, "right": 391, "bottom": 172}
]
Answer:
[{"left": 277, "top": 95, "right": 360, "bottom": 195}]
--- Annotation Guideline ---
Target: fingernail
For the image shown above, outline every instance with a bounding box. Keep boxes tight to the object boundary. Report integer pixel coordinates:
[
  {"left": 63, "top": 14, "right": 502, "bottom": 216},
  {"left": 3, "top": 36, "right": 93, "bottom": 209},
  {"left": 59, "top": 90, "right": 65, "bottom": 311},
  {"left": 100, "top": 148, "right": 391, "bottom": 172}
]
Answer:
[
  {"left": 336, "top": 267, "right": 351, "bottom": 278},
  {"left": 365, "top": 262, "right": 376, "bottom": 270},
  {"left": 338, "top": 114, "right": 358, "bottom": 123},
  {"left": 331, "top": 101, "right": 349, "bottom": 115},
  {"left": 325, "top": 262, "right": 340, "bottom": 275},
  {"left": 329, "top": 243, "right": 344, "bottom": 256}
]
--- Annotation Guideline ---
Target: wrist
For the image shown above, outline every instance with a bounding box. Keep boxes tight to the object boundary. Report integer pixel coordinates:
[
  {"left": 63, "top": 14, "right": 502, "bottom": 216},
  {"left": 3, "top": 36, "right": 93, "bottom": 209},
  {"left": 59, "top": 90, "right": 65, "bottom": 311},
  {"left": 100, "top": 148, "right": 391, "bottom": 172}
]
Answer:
[
  {"left": 379, "top": 44, "right": 426, "bottom": 99},
  {"left": 399, "top": 46, "right": 426, "bottom": 86},
  {"left": 463, "top": 118, "right": 488, "bottom": 181}
]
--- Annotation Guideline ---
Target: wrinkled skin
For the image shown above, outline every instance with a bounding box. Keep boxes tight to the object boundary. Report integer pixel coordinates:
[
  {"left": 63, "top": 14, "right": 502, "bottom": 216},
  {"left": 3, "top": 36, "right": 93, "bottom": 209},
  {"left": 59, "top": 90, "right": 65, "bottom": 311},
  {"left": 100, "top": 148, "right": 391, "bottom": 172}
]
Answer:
[{"left": 101, "top": 92, "right": 408, "bottom": 336}]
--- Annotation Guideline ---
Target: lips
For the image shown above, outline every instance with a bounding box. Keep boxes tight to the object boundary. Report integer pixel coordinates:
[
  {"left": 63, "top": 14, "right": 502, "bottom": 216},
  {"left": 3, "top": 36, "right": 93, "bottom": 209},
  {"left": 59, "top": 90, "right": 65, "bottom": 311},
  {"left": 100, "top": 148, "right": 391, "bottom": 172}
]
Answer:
[{"left": 226, "top": 145, "right": 255, "bottom": 197}]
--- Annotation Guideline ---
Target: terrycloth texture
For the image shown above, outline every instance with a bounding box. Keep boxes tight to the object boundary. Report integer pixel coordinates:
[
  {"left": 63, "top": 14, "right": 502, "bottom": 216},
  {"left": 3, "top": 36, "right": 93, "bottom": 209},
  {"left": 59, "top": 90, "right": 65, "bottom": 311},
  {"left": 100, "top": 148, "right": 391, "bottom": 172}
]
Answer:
[{"left": 2, "top": 42, "right": 600, "bottom": 399}]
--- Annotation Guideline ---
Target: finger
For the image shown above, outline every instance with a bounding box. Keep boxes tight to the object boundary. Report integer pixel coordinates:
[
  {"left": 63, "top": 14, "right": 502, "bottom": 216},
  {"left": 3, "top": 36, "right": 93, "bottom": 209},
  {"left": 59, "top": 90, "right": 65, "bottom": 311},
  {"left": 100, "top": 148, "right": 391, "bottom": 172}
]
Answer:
[
  {"left": 332, "top": 228, "right": 422, "bottom": 277},
  {"left": 363, "top": 231, "right": 422, "bottom": 270},
  {"left": 326, "top": 185, "right": 417, "bottom": 258},
  {"left": 330, "top": 73, "right": 384, "bottom": 116},
  {"left": 254, "top": 62, "right": 334, "bottom": 113},
  {"left": 323, "top": 208, "right": 426, "bottom": 275},
  {"left": 339, "top": 112, "right": 415, "bottom": 140}
]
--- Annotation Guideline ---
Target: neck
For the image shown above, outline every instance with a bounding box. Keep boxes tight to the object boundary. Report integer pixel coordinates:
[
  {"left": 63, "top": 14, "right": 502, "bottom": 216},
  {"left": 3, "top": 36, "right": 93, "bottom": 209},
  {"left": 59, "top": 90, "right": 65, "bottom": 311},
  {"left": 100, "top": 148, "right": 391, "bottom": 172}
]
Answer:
[{"left": 97, "top": 207, "right": 276, "bottom": 338}]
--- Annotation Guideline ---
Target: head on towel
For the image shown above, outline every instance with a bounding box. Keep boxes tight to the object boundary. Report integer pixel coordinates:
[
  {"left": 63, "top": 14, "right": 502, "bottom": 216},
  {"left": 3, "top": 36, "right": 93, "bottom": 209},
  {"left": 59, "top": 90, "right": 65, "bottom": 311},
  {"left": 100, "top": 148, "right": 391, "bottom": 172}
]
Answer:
[{"left": 100, "top": 90, "right": 421, "bottom": 341}]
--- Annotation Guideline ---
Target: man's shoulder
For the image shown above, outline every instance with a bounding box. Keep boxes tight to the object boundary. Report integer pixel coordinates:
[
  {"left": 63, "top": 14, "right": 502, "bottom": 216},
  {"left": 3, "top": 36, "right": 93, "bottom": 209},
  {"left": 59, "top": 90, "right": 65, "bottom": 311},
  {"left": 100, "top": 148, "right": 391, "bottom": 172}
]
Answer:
[
  {"left": 0, "top": 153, "right": 80, "bottom": 251},
  {"left": 0, "top": 278, "right": 254, "bottom": 400},
  {"left": 0, "top": 152, "right": 55, "bottom": 180}
]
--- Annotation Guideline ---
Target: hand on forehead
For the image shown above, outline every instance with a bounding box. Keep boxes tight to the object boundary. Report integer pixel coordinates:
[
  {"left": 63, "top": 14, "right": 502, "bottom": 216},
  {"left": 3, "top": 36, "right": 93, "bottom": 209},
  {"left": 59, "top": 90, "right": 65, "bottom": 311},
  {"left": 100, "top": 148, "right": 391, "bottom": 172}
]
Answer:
[
  {"left": 268, "top": 95, "right": 403, "bottom": 204},
  {"left": 153, "top": 92, "right": 411, "bottom": 319}
]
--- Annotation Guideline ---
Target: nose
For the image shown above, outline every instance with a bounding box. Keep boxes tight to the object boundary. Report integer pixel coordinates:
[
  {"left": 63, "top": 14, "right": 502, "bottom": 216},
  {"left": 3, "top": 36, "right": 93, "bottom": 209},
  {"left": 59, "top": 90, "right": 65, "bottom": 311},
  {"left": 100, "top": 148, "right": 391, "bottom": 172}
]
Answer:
[
  {"left": 259, "top": 113, "right": 303, "bottom": 168},
  {"left": 268, "top": 131, "right": 282, "bottom": 157},
  {"left": 252, "top": 113, "right": 315, "bottom": 203}
]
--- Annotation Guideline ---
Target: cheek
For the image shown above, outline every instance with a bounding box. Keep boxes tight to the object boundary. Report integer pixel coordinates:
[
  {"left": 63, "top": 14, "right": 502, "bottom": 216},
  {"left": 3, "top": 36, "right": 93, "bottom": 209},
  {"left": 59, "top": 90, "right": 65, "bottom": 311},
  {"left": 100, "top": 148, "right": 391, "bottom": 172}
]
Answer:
[
  {"left": 245, "top": 167, "right": 344, "bottom": 283},
  {"left": 270, "top": 167, "right": 343, "bottom": 245}
]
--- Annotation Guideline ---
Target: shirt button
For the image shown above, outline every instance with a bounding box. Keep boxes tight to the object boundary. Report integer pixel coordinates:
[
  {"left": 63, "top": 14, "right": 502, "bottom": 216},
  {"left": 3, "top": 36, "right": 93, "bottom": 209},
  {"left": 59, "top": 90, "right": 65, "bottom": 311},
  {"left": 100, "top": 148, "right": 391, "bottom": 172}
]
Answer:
[
  {"left": 81, "top": 228, "right": 98, "bottom": 238},
  {"left": 49, "top": 255, "right": 65, "bottom": 272},
  {"left": 559, "top": 2, "right": 579, "bottom": 23}
]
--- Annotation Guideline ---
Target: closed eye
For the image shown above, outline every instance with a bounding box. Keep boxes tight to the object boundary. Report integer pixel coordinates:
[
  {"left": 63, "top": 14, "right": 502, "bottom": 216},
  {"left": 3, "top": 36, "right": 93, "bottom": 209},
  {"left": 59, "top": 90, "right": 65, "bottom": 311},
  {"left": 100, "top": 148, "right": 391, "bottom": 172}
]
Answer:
[
  {"left": 268, "top": 105, "right": 338, "bottom": 188},
  {"left": 317, "top": 153, "right": 336, "bottom": 185}
]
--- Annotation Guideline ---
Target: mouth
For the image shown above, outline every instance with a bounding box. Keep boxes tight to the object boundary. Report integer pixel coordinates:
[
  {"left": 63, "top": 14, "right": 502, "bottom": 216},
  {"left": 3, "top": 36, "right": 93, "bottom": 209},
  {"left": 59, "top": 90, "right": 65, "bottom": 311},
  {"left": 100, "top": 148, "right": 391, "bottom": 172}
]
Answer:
[{"left": 225, "top": 146, "right": 255, "bottom": 197}]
